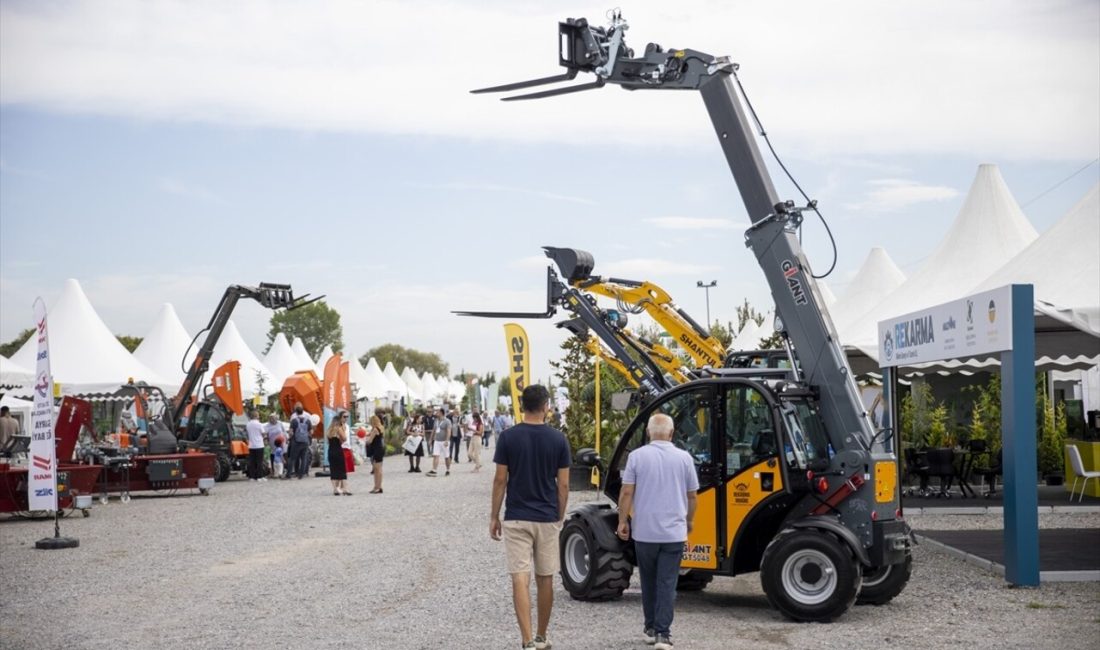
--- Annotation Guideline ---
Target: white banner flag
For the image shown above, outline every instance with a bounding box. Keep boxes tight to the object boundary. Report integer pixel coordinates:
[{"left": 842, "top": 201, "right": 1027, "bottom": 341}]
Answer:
[{"left": 28, "top": 298, "right": 57, "bottom": 512}]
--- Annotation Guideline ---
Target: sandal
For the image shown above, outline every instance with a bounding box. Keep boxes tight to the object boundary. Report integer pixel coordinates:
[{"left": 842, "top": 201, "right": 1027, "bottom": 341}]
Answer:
[
  {"left": 343, "top": 491, "right": 353, "bottom": 496},
  {"left": 370, "top": 488, "right": 383, "bottom": 494}
]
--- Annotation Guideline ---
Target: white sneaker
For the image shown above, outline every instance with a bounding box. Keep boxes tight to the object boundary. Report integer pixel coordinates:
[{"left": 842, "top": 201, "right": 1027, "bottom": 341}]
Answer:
[
  {"left": 259, "top": 477, "right": 267, "bottom": 482},
  {"left": 534, "top": 636, "right": 551, "bottom": 650}
]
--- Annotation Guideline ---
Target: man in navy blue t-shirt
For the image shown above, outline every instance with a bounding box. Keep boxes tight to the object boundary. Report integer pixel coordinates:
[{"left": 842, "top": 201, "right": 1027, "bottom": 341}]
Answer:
[{"left": 490, "top": 384, "right": 571, "bottom": 650}]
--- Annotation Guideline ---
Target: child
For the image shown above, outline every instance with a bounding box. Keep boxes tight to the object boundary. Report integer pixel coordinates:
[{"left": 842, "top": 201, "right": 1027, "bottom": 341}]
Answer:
[{"left": 272, "top": 444, "right": 285, "bottom": 479}]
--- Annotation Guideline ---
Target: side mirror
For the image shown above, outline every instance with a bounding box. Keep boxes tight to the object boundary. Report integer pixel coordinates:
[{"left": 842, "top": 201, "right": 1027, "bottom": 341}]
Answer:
[{"left": 575, "top": 447, "right": 599, "bottom": 467}]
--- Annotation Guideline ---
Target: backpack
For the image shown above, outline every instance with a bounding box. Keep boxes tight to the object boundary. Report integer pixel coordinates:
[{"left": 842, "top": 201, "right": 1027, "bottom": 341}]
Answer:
[{"left": 291, "top": 415, "right": 312, "bottom": 444}]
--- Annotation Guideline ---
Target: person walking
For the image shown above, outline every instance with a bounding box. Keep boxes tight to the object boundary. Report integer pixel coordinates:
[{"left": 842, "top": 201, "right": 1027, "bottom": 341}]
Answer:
[
  {"left": 263, "top": 413, "right": 286, "bottom": 478},
  {"left": 244, "top": 410, "right": 267, "bottom": 482},
  {"left": 287, "top": 404, "right": 312, "bottom": 479},
  {"left": 327, "top": 410, "right": 351, "bottom": 495},
  {"left": 449, "top": 408, "right": 463, "bottom": 465},
  {"left": 616, "top": 413, "right": 698, "bottom": 650},
  {"left": 426, "top": 407, "right": 452, "bottom": 477},
  {"left": 490, "top": 385, "right": 571, "bottom": 650},
  {"left": 468, "top": 411, "right": 484, "bottom": 472},
  {"left": 404, "top": 414, "right": 425, "bottom": 473},
  {"left": 367, "top": 414, "right": 386, "bottom": 493}
]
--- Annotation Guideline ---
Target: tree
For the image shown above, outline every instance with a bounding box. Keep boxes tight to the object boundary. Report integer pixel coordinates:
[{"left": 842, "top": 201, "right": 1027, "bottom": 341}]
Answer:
[
  {"left": 116, "top": 335, "right": 143, "bottom": 353},
  {"left": 735, "top": 298, "right": 766, "bottom": 332},
  {"left": 551, "top": 335, "right": 595, "bottom": 453},
  {"left": 266, "top": 300, "right": 343, "bottom": 358},
  {"left": 359, "top": 343, "right": 448, "bottom": 377},
  {"left": 0, "top": 327, "right": 34, "bottom": 358}
]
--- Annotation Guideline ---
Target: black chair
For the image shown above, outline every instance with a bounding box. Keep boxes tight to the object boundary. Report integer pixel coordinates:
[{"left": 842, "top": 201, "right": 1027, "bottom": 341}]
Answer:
[
  {"left": 957, "top": 439, "right": 988, "bottom": 497},
  {"left": 925, "top": 448, "right": 958, "bottom": 498},
  {"left": 971, "top": 449, "right": 1003, "bottom": 498},
  {"left": 903, "top": 447, "right": 932, "bottom": 497}
]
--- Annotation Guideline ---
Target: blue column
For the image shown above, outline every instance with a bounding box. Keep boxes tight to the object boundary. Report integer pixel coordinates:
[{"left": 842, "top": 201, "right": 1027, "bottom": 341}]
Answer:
[{"left": 1001, "top": 284, "right": 1039, "bottom": 586}]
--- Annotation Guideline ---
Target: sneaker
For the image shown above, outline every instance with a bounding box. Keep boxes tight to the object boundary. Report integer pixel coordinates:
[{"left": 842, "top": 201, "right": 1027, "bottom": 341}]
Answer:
[
  {"left": 521, "top": 642, "right": 536, "bottom": 650},
  {"left": 259, "top": 477, "right": 267, "bottom": 482},
  {"left": 426, "top": 471, "right": 437, "bottom": 477},
  {"left": 655, "top": 634, "right": 673, "bottom": 650},
  {"left": 445, "top": 470, "right": 450, "bottom": 476},
  {"left": 644, "top": 628, "right": 656, "bottom": 644},
  {"left": 534, "top": 635, "right": 552, "bottom": 649}
]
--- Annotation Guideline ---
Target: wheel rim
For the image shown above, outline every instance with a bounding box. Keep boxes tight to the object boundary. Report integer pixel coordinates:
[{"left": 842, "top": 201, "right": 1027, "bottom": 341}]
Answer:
[
  {"left": 563, "top": 531, "right": 590, "bottom": 584},
  {"left": 861, "top": 564, "right": 892, "bottom": 588},
  {"left": 780, "top": 549, "right": 838, "bottom": 605}
]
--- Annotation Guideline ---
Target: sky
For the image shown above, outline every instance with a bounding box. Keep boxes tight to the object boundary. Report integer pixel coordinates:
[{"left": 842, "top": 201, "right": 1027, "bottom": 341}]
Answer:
[{"left": 1, "top": 0, "right": 1098, "bottom": 384}]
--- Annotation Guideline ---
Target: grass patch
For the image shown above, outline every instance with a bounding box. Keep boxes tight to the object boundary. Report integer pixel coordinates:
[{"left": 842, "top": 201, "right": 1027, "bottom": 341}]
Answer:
[{"left": 1026, "top": 601, "right": 1067, "bottom": 610}]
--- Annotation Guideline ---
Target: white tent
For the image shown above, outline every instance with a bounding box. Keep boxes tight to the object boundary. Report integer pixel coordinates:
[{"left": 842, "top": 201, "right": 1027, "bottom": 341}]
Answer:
[
  {"left": 449, "top": 378, "right": 466, "bottom": 402},
  {"left": 262, "top": 332, "right": 302, "bottom": 388},
  {"left": 10, "top": 279, "right": 167, "bottom": 394},
  {"left": 818, "top": 280, "right": 838, "bottom": 309},
  {"left": 207, "top": 320, "right": 273, "bottom": 397},
  {"left": 843, "top": 164, "right": 1038, "bottom": 355},
  {"left": 830, "top": 247, "right": 906, "bottom": 335},
  {"left": 133, "top": 303, "right": 194, "bottom": 387},
  {"left": 420, "top": 372, "right": 442, "bottom": 401},
  {"left": 435, "top": 376, "right": 451, "bottom": 399},
  {"left": 316, "top": 345, "right": 336, "bottom": 375},
  {"left": 382, "top": 361, "right": 407, "bottom": 396},
  {"left": 0, "top": 354, "right": 33, "bottom": 387},
  {"left": 732, "top": 319, "right": 763, "bottom": 352},
  {"left": 974, "top": 183, "right": 1100, "bottom": 335},
  {"left": 347, "top": 355, "right": 371, "bottom": 396},
  {"left": 400, "top": 367, "right": 424, "bottom": 401},
  {"left": 290, "top": 337, "right": 320, "bottom": 376},
  {"left": 359, "top": 358, "right": 391, "bottom": 399}
]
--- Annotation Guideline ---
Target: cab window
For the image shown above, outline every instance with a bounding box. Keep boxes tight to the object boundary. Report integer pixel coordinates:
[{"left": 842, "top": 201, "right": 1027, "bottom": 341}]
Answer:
[
  {"left": 618, "top": 388, "right": 713, "bottom": 470},
  {"left": 724, "top": 384, "right": 775, "bottom": 477}
]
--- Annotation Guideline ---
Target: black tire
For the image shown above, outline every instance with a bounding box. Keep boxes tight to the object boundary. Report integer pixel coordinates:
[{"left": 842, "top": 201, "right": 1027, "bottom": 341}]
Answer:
[
  {"left": 559, "top": 518, "right": 633, "bottom": 602},
  {"left": 760, "top": 528, "right": 862, "bottom": 623},
  {"left": 214, "top": 453, "right": 231, "bottom": 482},
  {"left": 676, "top": 570, "right": 713, "bottom": 592},
  {"left": 857, "top": 554, "right": 912, "bottom": 606}
]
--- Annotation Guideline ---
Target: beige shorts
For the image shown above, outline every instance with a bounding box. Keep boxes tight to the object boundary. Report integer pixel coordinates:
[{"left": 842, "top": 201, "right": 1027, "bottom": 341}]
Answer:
[
  {"left": 503, "top": 519, "right": 562, "bottom": 576},
  {"left": 432, "top": 441, "right": 447, "bottom": 457}
]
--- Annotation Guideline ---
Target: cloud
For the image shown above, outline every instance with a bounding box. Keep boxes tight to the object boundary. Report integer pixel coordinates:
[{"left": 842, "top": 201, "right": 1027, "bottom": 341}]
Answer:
[
  {"left": 601, "top": 258, "right": 722, "bottom": 277},
  {"left": 156, "top": 177, "right": 227, "bottom": 205},
  {"left": 408, "top": 181, "right": 596, "bottom": 206},
  {"left": 643, "top": 217, "right": 746, "bottom": 230},
  {"left": 844, "top": 179, "right": 960, "bottom": 213},
  {"left": 0, "top": 1, "right": 1095, "bottom": 159}
]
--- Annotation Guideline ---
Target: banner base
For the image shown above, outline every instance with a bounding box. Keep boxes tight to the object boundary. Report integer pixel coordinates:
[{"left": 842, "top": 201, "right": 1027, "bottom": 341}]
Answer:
[{"left": 35, "top": 536, "right": 79, "bottom": 550}]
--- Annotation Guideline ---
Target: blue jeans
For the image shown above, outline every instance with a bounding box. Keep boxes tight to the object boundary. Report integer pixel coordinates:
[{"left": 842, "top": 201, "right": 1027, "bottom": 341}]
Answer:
[{"left": 634, "top": 541, "right": 683, "bottom": 637}]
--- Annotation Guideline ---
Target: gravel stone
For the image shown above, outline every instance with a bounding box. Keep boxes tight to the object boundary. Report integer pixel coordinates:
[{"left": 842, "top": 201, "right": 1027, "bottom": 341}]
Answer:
[{"left": 2, "top": 458, "right": 1097, "bottom": 649}]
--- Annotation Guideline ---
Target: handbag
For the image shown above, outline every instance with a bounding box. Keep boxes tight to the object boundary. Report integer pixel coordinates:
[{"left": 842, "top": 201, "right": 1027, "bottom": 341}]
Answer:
[
  {"left": 343, "top": 447, "right": 355, "bottom": 472},
  {"left": 403, "top": 435, "right": 423, "bottom": 454}
]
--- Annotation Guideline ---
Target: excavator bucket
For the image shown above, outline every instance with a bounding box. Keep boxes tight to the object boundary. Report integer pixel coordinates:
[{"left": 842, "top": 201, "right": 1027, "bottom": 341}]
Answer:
[
  {"left": 212, "top": 361, "right": 244, "bottom": 416},
  {"left": 543, "top": 246, "right": 595, "bottom": 282}
]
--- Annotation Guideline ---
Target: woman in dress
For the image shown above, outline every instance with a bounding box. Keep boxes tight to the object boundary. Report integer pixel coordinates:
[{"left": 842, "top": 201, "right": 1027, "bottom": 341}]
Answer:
[
  {"left": 468, "top": 412, "right": 483, "bottom": 472},
  {"left": 405, "top": 413, "right": 425, "bottom": 473},
  {"left": 367, "top": 414, "right": 386, "bottom": 493},
  {"left": 327, "top": 410, "right": 351, "bottom": 495}
]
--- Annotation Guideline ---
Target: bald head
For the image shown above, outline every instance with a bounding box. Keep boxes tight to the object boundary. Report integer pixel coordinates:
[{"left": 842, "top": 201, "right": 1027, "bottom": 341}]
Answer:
[{"left": 647, "top": 413, "right": 674, "bottom": 441}]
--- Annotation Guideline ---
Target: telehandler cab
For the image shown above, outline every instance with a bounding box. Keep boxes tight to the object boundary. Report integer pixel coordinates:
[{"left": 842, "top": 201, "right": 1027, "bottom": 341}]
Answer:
[{"left": 467, "top": 13, "right": 912, "bottom": 622}]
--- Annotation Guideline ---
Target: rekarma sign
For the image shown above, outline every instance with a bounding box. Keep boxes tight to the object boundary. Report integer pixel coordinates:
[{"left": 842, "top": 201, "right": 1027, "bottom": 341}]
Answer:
[{"left": 878, "top": 285, "right": 1013, "bottom": 368}]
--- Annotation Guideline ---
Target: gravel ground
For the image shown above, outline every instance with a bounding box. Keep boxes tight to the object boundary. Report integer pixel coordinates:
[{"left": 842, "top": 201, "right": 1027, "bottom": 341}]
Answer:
[{"left": 2, "top": 453, "right": 1098, "bottom": 650}]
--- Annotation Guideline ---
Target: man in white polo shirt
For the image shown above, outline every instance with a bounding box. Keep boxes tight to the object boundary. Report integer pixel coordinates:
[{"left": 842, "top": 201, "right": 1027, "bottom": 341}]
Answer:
[{"left": 616, "top": 413, "right": 698, "bottom": 650}]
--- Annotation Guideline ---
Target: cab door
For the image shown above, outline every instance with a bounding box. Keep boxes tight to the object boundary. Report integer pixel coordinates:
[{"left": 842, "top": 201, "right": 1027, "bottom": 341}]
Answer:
[{"left": 607, "top": 384, "right": 722, "bottom": 570}]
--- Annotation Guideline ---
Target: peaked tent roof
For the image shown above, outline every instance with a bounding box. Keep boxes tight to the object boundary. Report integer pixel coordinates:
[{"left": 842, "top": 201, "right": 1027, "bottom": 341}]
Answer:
[
  {"left": 400, "top": 367, "right": 425, "bottom": 400},
  {"left": 732, "top": 318, "right": 763, "bottom": 352},
  {"left": 843, "top": 164, "right": 1038, "bottom": 354},
  {"left": 290, "top": 337, "right": 321, "bottom": 376},
  {"left": 133, "top": 303, "right": 194, "bottom": 387},
  {"left": 316, "top": 345, "right": 336, "bottom": 374},
  {"left": 207, "top": 320, "right": 273, "bottom": 397},
  {"left": 830, "top": 247, "right": 907, "bottom": 335},
  {"left": 347, "top": 355, "right": 371, "bottom": 397},
  {"left": 975, "top": 183, "right": 1100, "bottom": 334},
  {"left": 262, "top": 332, "right": 301, "bottom": 388},
  {"left": 0, "top": 354, "right": 33, "bottom": 387},
  {"left": 420, "top": 372, "right": 442, "bottom": 400},
  {"left": 382, "top": 362, "right": 407, "bottom": 395},
  {"left": 818, "top": 281, "right": 838, "bottom": 309},
  {"left": 10, "top": 279, "right": 168, "bottom": 394},
  {"left": 359, "top": 358, "right": 391, "bottom": 399}
]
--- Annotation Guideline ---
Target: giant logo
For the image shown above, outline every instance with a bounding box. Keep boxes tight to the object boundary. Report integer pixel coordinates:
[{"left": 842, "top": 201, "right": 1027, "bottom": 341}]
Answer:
[{"left": 780, "top": 260, "right": 809, "bottom": 306}]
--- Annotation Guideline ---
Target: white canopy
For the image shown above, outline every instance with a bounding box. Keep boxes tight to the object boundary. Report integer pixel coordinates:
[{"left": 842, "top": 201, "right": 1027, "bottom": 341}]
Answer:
[
  {"left": 262, "top": 332, "right": 302, "bottom": 388},
  {"left": 290, "top": 337, "right": 321, "bottom": 376},
  {"left": 347, "top": 355, "right": 371, "bottom": 397},
  {"left": 830, "top": 247, "right": 906, "bottom": 335},
  {"left": 382, "top": 361, "right": 407, "bottom": 395},
  {"left": 316, "top": 345, "right": 336, "bottom": 374},
  {"left": 400, "top": 367, "right": 425, "bottom": 400},
  {"left": 359, "top": 358, "right": 391, "bottom": 399},
  {"left": 435, "top": 375, "right": 451, "bottom": 398},
  {"left": 0, "top": 354, "right": 33, "bottom": 387},
  {"left": 818, "top": 280, "right": 838, "bottom": 309},
  {"left": 10, "top": 279, "right": 167, "bottom": 394},
  {"left": 843, "top": 164, "right": 1038, "bottom": 354},
  {"left": 133, "top": 303, "right": 194, "bottom": 386},
  {"left": 449, "top": 378, "right": 466, "bottom": 402},
  {"left": 420, "top": 372, "right": 442, "bottom": 400},
  {"left": 974, "top": 183, "right": 1100, "bottom": 335},
  {"left": 732, "top": 319, "right": 763, "bottom": 352},
  {"left": 206, "top": 320, "right": 273, "bottom": 397}
]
